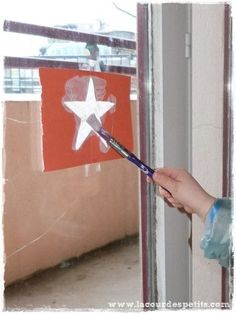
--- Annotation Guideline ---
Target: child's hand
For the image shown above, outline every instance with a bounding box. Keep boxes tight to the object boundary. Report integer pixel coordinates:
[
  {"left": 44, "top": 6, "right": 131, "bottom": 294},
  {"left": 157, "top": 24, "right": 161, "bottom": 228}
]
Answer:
[{"left": 148, "top": 168, "right": 216, "bottom": 221}]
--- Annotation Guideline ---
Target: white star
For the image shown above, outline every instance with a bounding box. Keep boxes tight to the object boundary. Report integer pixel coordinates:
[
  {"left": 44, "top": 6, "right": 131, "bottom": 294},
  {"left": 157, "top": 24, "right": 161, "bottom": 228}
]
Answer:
[{"left": 64, "top": 78, "right": 115, "bottom": 150}]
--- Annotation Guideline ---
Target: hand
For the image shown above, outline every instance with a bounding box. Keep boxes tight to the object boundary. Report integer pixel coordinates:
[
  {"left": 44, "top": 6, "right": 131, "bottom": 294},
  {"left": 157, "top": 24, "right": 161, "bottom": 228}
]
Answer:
[{"left": 148, "top": 168, "right": 216, "bottom": 221}]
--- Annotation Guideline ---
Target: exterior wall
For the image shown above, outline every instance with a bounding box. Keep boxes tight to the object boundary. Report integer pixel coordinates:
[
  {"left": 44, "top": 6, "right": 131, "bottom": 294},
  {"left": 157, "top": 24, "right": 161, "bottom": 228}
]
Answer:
[
  {"left": 3, "top": 100, "right": 139, "bottom": 285},
  {"left": 192, "top": 4, "right": 225, "bottom": 302}
]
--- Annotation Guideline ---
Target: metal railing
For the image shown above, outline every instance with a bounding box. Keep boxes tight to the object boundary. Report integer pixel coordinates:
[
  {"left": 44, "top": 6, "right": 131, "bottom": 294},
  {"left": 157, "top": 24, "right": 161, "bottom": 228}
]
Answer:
[{"left": 3, "top": 20, "right": 137, "bottom": 94}]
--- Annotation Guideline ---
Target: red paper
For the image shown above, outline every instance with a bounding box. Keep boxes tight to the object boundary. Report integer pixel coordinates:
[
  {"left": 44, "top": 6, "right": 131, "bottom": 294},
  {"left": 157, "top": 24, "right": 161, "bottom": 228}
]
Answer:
[{"left": 39, "top": 68, "right": 133, "bottom": 171}]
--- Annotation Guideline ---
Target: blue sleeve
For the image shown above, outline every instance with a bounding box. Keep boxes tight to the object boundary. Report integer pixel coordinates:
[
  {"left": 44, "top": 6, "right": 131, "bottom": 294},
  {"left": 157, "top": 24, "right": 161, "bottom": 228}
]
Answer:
[{"left": 200, "top": 198, "right": 232, "bottom": 268}]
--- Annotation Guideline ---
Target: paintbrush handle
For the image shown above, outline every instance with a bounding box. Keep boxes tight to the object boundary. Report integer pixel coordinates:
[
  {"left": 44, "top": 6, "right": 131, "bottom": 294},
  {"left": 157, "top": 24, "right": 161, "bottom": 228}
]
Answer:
[
  {"left": 127, "top": 153, "right": 171, "bottom": 194},
  {"left": 97, "top": 127, "right": 171, "bottom": 194},
  {"left": 127, "top": 153, "right": 154, "bottom": 178}
]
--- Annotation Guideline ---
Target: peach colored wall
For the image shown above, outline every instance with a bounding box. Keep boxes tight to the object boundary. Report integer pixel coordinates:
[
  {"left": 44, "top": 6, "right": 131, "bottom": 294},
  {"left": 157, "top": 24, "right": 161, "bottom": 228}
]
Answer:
[{"left": 4, "top": 100, "right": 139, "bottom": 285}]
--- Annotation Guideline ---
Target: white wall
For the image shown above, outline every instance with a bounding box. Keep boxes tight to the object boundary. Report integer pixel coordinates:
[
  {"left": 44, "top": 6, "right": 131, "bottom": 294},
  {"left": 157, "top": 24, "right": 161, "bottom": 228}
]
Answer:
[{"left": 192, "top": 4, "right": 225, "bottom": 302}]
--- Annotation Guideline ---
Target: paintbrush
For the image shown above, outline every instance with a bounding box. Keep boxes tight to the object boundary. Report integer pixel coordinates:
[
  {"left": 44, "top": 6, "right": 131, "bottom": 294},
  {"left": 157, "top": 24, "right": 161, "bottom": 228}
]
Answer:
[{"left": 86, "top": 114, "right": 155, "bottom": 178}]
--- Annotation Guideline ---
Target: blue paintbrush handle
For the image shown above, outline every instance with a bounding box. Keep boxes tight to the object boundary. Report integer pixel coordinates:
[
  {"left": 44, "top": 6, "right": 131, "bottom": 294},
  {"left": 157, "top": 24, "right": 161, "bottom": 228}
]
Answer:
[
  {"left": 127, "top": 153, "right": 171, "bottom": 194},
  {"left": 127, "top": 153, "right": 154, "bottom": 178},
  {"left": 96, "top": 126, "right": 171, "bottom": 194}
]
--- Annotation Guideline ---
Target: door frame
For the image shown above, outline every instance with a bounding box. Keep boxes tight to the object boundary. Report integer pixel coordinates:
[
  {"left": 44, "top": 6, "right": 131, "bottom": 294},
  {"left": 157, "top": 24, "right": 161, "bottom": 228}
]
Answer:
[{"left": 137, "top": 3, "right": 192, "bottom": 306}]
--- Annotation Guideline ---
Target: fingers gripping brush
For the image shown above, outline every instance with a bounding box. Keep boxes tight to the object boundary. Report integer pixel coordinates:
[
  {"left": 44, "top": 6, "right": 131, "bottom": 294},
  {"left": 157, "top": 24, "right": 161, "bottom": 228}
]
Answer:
[{"left": 86, "top": 114, "right": 155, "bottom": 178}]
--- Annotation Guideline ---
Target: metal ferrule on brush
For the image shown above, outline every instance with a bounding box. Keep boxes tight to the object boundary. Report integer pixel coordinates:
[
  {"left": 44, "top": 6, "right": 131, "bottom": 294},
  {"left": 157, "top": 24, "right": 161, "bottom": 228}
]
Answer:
[
  {"left": 99, "top": 128, "right": 129, "bottom": 158},
  {"left": 108, "top": 138, "right": 130, "bottom": 158}
]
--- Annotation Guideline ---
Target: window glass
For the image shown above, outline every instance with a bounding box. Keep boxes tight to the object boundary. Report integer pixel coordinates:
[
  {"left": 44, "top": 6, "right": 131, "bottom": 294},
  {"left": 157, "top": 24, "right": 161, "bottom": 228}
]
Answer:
[
  {"left": 3, "top": 0, "right": 137, "bottom": 94},
  {"left": 3, "top": 1, "right": 141, "bottom": 311}
]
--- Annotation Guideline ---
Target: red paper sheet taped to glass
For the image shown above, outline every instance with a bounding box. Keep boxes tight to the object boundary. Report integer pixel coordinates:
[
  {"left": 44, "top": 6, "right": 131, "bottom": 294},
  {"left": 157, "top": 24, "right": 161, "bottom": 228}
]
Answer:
[{"left": 40, "top": 68, "right": 133, "bottom": 171}]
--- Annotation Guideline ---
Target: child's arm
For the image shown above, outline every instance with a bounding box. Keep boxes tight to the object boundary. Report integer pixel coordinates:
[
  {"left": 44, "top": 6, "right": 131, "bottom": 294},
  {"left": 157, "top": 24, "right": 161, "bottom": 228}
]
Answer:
[
  {"left": 150, "top": 168, "right": 232, "bottom": 267},
  {"left": 150, "top": 168, "right": 216, "bottom": 221},
  {"left": 200, "top": 198, "right": 232, "bottom": 267}
]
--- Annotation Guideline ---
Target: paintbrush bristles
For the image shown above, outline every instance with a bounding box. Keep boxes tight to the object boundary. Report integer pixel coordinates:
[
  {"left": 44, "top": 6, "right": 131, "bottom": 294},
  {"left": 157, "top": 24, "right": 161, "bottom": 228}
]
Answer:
[{"left": 86, "top": 114, "right": 102, "bottom": 132}]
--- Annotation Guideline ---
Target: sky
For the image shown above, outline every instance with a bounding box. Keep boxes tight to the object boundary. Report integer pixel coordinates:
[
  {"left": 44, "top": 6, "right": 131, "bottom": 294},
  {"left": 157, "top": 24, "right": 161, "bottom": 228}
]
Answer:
[
  {"left": 2, "top": 0, "right": 137, "bottom": 30},
  {"left": 2, "top": 0, "right": 137, "bottom": 56}
]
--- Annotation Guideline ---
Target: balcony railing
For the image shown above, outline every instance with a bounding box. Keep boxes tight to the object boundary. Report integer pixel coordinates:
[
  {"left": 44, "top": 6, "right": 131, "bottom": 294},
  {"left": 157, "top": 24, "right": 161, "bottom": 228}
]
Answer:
[{"left": 3, "top": 20, "right": 137, "bottom": 94}]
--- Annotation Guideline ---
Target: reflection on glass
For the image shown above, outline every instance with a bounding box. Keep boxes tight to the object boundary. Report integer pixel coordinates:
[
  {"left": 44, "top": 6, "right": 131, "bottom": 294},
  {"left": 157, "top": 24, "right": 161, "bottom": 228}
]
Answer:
[{"left": 3, "top": 0, "right": 141, "bottom": 311}]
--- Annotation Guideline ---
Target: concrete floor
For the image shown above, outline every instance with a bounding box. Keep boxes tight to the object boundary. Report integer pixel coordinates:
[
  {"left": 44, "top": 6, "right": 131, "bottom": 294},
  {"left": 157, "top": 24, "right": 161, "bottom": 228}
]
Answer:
[{"left": 4, "top": 236, "right": 142, "bottom": 311}]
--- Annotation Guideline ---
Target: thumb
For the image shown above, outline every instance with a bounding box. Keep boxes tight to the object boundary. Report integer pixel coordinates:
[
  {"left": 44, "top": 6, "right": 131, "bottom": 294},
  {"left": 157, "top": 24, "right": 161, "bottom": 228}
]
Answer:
[{"left": 153, "top": 171, "right": 177, "bottom": 193}]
